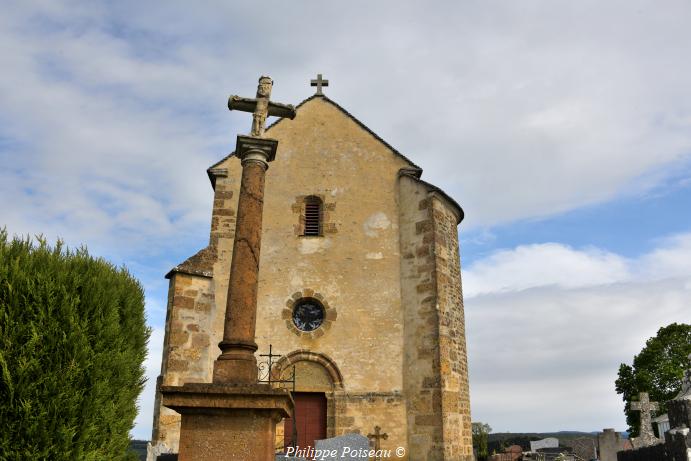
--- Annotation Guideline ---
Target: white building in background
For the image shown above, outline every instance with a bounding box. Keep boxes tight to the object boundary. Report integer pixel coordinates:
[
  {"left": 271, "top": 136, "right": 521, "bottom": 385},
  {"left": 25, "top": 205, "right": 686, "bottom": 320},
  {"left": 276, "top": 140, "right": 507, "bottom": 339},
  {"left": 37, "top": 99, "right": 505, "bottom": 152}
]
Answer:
[{"left": 653, "top": 413, "right": 670, "bottom": 437}]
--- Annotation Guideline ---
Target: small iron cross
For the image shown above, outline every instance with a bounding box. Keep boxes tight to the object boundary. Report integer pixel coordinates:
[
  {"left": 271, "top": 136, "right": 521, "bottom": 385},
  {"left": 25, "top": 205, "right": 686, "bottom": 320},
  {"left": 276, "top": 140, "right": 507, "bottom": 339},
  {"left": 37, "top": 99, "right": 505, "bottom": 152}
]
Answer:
[
  {"left": 368, "top": 425, "right": 388, "bottom": 460},
  {"left": 310, "top": 73, "right": 329, "bottom": 95}
]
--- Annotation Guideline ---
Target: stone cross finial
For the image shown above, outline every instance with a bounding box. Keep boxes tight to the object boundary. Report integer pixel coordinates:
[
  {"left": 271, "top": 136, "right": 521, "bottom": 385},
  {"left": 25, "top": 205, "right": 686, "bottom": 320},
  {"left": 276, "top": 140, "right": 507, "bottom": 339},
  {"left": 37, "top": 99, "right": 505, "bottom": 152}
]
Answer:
[
  {"left": 310, "top": 73, "right": 329, "bottom": 95},
  {"left": 228, "top": 75, "right": 296, "bottom": 137},
  {"left": 368, "top": 426, "right": 388, "bottom": 460},
  {"left": 630, "top": 392, "right": 660, "bottom": 447}
]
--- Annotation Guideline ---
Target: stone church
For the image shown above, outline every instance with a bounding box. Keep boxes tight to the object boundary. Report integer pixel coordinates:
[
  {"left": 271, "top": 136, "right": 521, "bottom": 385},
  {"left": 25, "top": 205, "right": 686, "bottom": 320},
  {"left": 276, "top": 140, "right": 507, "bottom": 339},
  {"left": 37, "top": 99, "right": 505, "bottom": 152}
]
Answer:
[{"left": 151, "top": 79, "right": 473, "bottom": 460}]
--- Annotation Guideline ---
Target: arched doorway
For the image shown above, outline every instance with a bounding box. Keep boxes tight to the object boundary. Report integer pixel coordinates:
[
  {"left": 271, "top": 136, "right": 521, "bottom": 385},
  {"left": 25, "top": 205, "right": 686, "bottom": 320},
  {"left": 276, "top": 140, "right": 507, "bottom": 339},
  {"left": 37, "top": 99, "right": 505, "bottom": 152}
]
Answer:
[{"left": 273, "top": 351, "right": 344, "bottom": 453}]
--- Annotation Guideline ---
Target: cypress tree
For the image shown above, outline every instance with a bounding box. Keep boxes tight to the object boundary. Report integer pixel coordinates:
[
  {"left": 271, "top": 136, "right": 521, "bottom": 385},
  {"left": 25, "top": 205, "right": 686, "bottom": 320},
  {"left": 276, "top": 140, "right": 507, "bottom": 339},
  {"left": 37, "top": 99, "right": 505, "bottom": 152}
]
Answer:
[{"left": 0, "top": 230, "right": 150, "bottom": 460}]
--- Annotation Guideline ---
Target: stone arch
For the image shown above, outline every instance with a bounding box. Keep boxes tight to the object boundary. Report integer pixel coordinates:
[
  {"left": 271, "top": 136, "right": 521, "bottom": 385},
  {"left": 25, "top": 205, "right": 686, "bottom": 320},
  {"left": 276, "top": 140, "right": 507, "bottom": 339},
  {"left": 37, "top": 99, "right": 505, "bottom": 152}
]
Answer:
[
  {"left": 273, "top": 351, "right": 345, "bottom": 443},
  {"left": 273, "top": 349, "right": 344, "bottom": 391}
]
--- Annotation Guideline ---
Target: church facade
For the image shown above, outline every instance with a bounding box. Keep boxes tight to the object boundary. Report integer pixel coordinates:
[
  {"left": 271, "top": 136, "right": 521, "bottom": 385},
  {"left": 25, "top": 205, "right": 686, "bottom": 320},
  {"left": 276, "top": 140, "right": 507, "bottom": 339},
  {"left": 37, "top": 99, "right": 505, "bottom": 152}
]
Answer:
[{"left": 151, "top": 89, "right": 473, "bottom": 460}]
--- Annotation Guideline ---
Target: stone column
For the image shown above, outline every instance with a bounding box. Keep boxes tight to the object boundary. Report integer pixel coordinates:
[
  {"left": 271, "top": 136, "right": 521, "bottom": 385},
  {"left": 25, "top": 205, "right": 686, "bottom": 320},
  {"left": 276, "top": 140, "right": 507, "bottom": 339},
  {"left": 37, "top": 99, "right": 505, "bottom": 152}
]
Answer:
[
  {"left": 160, "top": 136, "right": 292, "bottom": 461},
  {"left": 213, "top": 137, "right": 277, "bottom": 384}
]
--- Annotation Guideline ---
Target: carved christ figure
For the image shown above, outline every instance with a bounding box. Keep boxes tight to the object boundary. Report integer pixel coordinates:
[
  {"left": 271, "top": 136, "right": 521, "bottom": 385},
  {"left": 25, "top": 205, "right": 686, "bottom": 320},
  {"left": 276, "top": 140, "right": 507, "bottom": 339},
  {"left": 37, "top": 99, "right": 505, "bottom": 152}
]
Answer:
[{"left": 228, "top": 76, "right": 296, "bottom": 137}]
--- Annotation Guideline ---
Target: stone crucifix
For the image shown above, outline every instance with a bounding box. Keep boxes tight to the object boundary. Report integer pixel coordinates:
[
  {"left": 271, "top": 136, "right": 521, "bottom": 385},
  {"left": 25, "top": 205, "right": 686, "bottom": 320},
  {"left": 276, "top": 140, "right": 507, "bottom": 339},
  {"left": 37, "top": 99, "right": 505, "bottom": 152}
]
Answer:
[
  {"left": 630, "top": 392, "right": 660, "bottom": 447},
  {"left": 228, "top": 75, "right": 296, "bottom": 137},
  {"left": 368, "top": 426, "right": 388, "bottom": 460}
]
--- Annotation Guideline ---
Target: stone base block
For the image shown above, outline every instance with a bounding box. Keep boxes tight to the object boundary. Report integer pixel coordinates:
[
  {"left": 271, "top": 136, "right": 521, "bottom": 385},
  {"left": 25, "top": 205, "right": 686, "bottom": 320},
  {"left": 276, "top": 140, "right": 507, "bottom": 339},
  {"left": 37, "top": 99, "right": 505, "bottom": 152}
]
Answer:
[{"left": 161, "top": 383, "right": 293, "bottom": 461}]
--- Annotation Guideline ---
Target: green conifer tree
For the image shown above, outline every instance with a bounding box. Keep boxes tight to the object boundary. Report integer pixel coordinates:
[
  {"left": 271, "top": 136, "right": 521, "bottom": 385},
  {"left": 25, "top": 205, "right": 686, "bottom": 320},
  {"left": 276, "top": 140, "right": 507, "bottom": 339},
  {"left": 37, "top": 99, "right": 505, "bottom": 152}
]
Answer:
[{"left": 0, "top": 231, "right": 150, "bottom": 460}]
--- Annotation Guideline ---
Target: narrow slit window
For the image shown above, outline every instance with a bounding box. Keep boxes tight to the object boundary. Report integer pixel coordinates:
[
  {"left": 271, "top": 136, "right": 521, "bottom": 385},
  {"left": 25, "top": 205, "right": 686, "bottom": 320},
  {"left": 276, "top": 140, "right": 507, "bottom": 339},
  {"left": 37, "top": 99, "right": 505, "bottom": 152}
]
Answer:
[{"left": 303, "top": 196, "right": 323, "bottom": 237}]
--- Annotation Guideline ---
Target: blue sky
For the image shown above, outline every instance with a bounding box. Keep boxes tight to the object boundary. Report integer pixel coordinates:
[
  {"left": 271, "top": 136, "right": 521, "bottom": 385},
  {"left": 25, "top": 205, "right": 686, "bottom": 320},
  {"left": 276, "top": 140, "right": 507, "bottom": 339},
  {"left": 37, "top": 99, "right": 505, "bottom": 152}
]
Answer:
[
  {"left": 1, "top": 0, "right": 690, "bottom": 440},
  {"left": 463, "top": 176, "right": 691, "bottom": 264}
]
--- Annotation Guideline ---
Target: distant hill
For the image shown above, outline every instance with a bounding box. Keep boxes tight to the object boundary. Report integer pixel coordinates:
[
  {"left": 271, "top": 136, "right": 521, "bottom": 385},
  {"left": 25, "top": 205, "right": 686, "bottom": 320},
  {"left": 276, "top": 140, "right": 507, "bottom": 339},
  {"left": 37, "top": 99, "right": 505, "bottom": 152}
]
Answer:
[{"left": 129, "top": 440, "right": 148, "bottom": 461}]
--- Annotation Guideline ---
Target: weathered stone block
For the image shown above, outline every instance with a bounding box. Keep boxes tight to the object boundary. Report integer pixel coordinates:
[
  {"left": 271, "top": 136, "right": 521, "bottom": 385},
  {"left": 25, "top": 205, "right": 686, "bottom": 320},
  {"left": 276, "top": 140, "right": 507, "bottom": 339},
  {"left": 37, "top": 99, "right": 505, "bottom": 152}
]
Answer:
[
  {"left": 168, "top": 359, "right": 189, "bottom": 372},
  {"left": 191, "top": 334, "right": 210, "bottom": 348},
  {"left": 416, "top": 282, "right": 434, "bottom": 293},
  {"left": 415, "top": 414, "right": 440, "bottom": 426},
  {"left": 415, "top": 220, "right": 433, "bottom": 234},
  {"left": 194, "top": 302, "right": 212, "bottom": 313},
  {"left": 170, "top": 331, "right": 190, "bottom": 346},
  {"left": 173, "top": 296, "right": 195, "bottom": 310},
  {"left": 220, "top": 206, "right": 239, "bottom": 216}
]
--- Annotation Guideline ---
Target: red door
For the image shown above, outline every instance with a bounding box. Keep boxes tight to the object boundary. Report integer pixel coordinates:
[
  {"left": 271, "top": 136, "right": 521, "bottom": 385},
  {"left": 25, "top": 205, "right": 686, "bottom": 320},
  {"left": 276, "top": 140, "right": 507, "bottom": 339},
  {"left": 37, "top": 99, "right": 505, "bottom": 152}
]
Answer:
[{"left": 284, "top": 392, "right": 327, "bottom": 456}]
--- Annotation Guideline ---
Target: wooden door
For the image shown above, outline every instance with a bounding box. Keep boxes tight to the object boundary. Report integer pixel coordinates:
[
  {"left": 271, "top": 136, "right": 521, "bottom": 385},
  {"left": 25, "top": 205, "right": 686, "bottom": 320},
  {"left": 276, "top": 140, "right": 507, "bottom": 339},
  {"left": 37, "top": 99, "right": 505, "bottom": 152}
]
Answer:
[{"left": 283, "top": 392, "right": 327, "bottom": 455}]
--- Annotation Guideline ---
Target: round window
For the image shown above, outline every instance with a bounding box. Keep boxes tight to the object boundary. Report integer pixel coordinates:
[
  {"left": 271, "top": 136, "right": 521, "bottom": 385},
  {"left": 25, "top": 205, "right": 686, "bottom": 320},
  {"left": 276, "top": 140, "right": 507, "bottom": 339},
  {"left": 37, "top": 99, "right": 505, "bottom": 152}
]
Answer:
[{"left": 292, "top": 298, "right": 325, "bottom": 332}]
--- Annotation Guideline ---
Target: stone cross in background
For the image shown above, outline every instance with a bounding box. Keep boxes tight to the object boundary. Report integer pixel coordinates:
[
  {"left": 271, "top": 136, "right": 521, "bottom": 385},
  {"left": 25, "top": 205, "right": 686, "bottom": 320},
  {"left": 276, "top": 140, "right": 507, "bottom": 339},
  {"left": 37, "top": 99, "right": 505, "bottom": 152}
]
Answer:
[
  {"left": 310, "top": 73, "right": 329, "bottom": 95},
  {"left": 630, "top": 392, "right": 661, "bottom": 448}
]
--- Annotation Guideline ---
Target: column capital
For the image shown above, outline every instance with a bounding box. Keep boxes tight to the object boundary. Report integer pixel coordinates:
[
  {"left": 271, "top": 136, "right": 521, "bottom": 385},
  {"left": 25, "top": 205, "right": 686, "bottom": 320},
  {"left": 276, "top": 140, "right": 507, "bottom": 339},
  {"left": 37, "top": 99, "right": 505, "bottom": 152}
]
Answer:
[{"left": 235, "top": 135, "right": 278, "bottom": 166}]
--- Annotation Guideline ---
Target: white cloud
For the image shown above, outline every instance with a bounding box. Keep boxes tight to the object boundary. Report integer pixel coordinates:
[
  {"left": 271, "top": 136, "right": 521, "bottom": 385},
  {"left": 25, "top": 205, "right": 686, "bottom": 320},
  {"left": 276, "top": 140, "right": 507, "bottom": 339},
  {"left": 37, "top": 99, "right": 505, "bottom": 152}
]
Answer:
[
  {"left": 465, "top": 234, "right": 691, "bottom": 431},
  {"left": 0, "top": 3, "right": 221, "bottom": 258},
  {"left": 463, "top": 243, "right": 631, "bottom": 297},
  {"left": 642, "top": 233, "right": 691, "bottom": 280}
]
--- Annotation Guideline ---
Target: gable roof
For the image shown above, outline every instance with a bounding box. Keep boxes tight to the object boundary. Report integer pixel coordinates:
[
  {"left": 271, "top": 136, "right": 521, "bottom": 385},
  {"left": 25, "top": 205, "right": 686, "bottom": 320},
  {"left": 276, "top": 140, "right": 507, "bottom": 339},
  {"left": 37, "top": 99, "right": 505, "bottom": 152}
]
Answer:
[
  {"left": 206, "top": 93, "right": 463, "bottom": 224},
  {"left": 207, "top": 94, "right": 421, "bottom": 186}
]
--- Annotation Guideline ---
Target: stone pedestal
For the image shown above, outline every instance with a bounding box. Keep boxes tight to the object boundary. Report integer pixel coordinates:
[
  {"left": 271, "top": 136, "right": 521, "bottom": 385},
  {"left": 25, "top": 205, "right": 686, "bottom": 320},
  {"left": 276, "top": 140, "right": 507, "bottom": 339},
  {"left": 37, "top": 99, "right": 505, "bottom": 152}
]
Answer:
[{"left": 161, "top": 383, "right": 293, "bottom": 461}]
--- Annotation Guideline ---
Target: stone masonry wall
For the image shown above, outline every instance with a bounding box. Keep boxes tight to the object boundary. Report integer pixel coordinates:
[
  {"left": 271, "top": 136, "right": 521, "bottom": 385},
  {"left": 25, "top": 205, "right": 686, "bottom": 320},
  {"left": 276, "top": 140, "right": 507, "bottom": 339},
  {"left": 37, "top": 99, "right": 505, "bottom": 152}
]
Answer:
[
  {"left": 430, "top": 193, "right": 473, "bottom": 460},
  {"left": 399, "top": 175, "right": 472, "bottom": 461},
  {"left": 399, "top": 175, "right": 444, "bottom": 460},
  {"left": 152, "top": 274, "right": 215, "bottom": 452},
  {"left": 333, "top": 392, "right": 407, "bottom": 455},
  {"left": 209, "top": 168, "right": 236, "bottom": 248}
]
